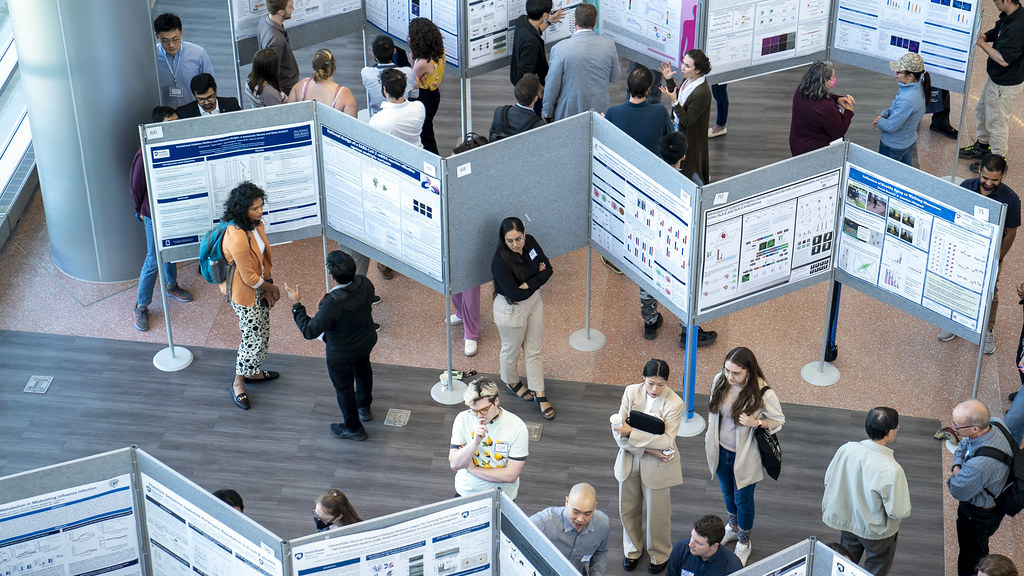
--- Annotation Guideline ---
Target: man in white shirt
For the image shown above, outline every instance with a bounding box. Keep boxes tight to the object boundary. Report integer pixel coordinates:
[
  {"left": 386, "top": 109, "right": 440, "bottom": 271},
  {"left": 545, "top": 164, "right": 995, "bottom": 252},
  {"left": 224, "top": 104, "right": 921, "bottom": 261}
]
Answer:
[
  {"left": 368, "top": 69, "right": 426, "bottom": 147},
  {"left": 153, "top": 13, "right": 214, "bottom": 109},
  {"left": 361, "top": 35, "right": 417, "bottom": 117}
]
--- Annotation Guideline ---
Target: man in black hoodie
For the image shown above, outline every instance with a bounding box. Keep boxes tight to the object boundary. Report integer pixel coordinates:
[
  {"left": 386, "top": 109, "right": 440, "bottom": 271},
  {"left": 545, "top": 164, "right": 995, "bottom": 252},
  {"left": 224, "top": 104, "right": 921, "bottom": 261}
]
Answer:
[{"left": 286, "top": 251, "right": 378, "bottom": 441}]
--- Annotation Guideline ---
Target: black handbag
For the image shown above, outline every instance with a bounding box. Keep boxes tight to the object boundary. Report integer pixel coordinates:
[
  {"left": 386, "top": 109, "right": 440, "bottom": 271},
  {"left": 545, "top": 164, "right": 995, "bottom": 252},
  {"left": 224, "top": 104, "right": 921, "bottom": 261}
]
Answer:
[
  {"left": 627, "top": 410, "right": 666, "bottom": 435},
  {"left": 754, "top": 386, "right": 782, "bottom": 480}
]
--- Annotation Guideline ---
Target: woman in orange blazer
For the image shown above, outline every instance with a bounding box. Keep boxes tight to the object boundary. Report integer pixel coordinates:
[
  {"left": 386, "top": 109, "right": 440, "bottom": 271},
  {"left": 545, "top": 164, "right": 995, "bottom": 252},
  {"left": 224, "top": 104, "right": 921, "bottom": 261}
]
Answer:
[{"left": 221, "top": 182, "right": 282, "bottom": 410}]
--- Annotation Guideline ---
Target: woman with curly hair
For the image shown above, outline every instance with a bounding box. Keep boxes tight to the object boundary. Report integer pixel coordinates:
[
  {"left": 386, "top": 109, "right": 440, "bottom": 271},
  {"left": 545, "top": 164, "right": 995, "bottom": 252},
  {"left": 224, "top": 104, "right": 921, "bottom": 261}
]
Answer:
[
  {"left": 286, "top": 48, "right": 358, "bottom": 117},
  {"left": 408, "top": 17, "right": 445, "bottom": 154},
  {"left": 222, "top": 182, "right": 282, "bottom": 411}
]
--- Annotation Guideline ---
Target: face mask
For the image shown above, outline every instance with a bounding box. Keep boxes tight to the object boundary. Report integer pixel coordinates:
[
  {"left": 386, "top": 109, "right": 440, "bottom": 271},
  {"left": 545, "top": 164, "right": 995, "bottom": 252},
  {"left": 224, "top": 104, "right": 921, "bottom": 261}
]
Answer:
[{"left": 829, "top": 76, "right": 837, "bottom": 89}]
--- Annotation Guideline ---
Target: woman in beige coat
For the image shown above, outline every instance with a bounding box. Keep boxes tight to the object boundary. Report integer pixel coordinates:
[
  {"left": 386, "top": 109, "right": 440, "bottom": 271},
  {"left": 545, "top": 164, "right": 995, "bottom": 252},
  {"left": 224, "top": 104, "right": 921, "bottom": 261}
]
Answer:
[
  {"left": 705, "top": 346, "right": 784, "bottom": 566},
  {"left": 612, "top": 359, "right": 684, "bottom": 574}
]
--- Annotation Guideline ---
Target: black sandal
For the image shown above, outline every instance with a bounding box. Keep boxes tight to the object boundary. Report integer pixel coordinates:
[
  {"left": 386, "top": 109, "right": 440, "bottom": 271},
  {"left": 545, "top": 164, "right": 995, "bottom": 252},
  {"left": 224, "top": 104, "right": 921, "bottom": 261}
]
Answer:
[
  {"left": 506, "top": 380, "right": 536, "bottom": 401},
  {"left": 535, "top": 396, "right": 555, "bottom": 420}
]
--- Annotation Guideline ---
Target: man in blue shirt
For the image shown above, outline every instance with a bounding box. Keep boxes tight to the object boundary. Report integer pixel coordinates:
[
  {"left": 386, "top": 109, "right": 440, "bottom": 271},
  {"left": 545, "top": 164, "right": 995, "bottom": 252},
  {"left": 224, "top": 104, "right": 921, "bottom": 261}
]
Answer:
[
  {"left": 665, "top": 515, "right": 744, "bottom": 576},
  {"left": 153, "top": 13, "right": 214, "bottom": 110},
  {"left": 530, "top": 483, "right": 610, "bottom": 576}
]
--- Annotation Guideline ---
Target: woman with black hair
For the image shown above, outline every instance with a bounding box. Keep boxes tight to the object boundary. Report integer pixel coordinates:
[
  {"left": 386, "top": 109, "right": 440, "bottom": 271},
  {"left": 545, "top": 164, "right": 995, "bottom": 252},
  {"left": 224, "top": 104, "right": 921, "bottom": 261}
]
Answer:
[
  {"left": 491, "top": 217, "right": 555, "bottom": 419},
  {"left": 408, "top": 17, "right": 446, "bottom": 154},
  {"left": 246, "top": 48, "right": 284, "bottom": 108},
  {"left": 222, "top": 182, "right": 281, "bottom": 411}
]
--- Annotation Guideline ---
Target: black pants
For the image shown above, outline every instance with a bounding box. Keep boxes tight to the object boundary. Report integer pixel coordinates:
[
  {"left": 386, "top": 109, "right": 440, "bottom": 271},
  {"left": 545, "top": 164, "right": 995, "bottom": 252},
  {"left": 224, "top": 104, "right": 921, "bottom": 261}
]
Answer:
[
  {"left": 956, "top": 501, "right": 1004, "bottom": 576},
  {"left": 414, "top": 88, "right": 440, "bottom": 155},
  {"left": 840, "top": 531, "right": 898, "bottom": 576},
  {"left": 327, "top": 354, "right": 373, "bottom": 433}
]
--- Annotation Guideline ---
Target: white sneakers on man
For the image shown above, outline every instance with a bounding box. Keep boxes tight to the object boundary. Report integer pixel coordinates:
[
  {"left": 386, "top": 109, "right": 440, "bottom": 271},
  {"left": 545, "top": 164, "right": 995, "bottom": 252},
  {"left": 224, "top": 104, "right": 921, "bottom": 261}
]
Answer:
[
  {"left": 734, "top": 542, "right": 752, "bottom": 566},
  {"left": 465, "top": 339, "right": 477, "bottom": 357}
]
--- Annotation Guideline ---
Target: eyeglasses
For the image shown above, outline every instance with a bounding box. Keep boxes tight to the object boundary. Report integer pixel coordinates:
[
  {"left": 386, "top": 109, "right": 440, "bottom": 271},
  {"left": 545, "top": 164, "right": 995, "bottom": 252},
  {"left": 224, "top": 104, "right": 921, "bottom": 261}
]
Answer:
[
  {"left": 159, "top": 35, "right": 182, "bottom": 46},
  {"left": 469, "top": 399, "right": 496, "bottom": 416},
  {"left": 951, "top": 422, "right": 976, "bottom": 431},
  {"left": 313, "top": 509, "right": 343, "bottom": 532},
  {"left": 196, "top": 93, "right": 218, "bottom": 104}
]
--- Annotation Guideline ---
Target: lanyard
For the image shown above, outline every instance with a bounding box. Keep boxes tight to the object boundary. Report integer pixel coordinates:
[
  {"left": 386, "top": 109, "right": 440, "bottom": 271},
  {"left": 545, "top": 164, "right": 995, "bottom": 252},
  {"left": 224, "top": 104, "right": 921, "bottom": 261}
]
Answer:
[{"left": 161, "top": 47, "right": 181, "bottom": 87}]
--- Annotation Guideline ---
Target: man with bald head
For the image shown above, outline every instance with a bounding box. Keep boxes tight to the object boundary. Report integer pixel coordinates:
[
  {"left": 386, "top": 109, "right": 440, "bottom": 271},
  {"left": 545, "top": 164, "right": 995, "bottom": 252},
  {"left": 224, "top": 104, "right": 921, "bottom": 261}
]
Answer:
[
  {"left": 530, "top": 483, "right": 610, "bottom": 576},
  {"left": 948, "top": 399, "right": 1014, "bottom": 576}
]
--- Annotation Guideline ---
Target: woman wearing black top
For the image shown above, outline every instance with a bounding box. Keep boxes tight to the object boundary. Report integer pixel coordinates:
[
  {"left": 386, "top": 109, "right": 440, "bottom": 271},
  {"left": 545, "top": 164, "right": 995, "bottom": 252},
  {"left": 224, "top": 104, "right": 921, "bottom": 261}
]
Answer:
[{"left": 491, "top": 217, "right": 555, "bottom": 419}]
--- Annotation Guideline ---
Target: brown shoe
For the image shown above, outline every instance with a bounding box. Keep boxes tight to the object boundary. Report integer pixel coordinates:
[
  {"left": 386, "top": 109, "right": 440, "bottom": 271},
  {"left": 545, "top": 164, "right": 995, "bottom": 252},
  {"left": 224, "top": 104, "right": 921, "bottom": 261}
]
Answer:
[{"left": 376, "top": 262, "right": 395, "bottom": 279}]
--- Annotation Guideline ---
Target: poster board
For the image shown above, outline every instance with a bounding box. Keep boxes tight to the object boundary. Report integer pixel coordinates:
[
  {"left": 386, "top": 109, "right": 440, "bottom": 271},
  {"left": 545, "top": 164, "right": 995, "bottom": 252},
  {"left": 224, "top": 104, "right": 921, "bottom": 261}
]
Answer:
[
  {"left": 732, "top": 539, "right": 813, "bottom": 575},
  {"left": 232, "top": 1, "right": 365, "bottom": 65},
  {"left": 828, "top": 0, "right": 980, "bottom": 92},
  {"left": 599, "top": 0, "right": 700, "bottom": 70},
  {"left": 702, "top": 0, "right": 831, "bottom": 84},
  {"left": 464, "top": 0, "right": 577, "bottom": 76},
  {"left": 834, "top": 144, "right": 1003, "bottom": 341},
  {"left": 695, "top": 145, "right": 845, "bottom": 323},
  {"left": 590, "top": 115, "right": 698, "bottom": 323},
  {"left": 143, "top": 102, "right": 322, "bottom": 264},
  {"left": 316, "top": 103, "right": 445, "bottom": 293},
  {"left": 496, "top": 493, "right": 580, "bottom": 576},
  {"left": 367, "top": 0, "right": 463, "bottom": 68}
]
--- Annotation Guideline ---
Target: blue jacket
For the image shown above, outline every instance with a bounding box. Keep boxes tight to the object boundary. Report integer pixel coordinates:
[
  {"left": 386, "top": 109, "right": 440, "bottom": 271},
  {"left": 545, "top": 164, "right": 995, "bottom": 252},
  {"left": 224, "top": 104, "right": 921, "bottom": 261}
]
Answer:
[{"left": 876, "top": 81, "right": 925, "bottom": 149}]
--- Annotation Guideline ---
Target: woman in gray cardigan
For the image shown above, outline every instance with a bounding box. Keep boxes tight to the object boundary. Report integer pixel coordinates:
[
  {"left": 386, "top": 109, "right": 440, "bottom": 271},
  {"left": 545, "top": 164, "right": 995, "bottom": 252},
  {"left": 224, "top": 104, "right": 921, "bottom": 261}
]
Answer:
[{"left": 705, "top": 347, "right": 785, "bottom": 566}]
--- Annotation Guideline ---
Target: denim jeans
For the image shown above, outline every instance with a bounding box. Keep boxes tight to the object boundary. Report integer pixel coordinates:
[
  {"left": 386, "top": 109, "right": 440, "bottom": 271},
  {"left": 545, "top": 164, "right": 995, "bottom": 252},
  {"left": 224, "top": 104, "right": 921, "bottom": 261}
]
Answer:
[
  {"left": 716, "top": 445, "right": 757, "bottom": 530},
  {"left": 878, "top": 142, "right": 916, "bottom": 167},
  {"left": 137, "top": 216, "right": 177, "bottom": 307},
  {"left": 711, "top": 84, "right": 729, "bottom": 127}
]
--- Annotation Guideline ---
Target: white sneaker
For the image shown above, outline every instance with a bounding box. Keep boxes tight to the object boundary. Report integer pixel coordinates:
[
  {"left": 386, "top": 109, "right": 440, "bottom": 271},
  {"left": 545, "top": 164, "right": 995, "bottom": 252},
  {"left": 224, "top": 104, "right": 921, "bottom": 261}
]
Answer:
[
  {"left": 464, "top": 339, "right": 477, "bottom": 357},
  {"left": 984, "top": 329, "right": 994, "bottom": 355},
  {"left": 721, "top": 524, "right": 739, "bottom": 544},
  {"left": 734, "top": 542, "right": 751, "bottom": 566},
  {"left": 448, "top": 314, "right": 463, "bottom": 326},
  {"left": 937, "top": 329, "right": 956, "bottom": 342}
]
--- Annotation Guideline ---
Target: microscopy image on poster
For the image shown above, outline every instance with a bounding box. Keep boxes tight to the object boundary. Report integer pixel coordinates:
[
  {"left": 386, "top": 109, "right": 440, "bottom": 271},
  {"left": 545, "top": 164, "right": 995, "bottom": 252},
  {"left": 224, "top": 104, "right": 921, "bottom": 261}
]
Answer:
[
  {"left": 599, "top": 0, "right": 696, "bottom": 67},
  {"left": 146, "top": 122, "right": 321, "bottom": 249},
  {"left": 290, "top": 499, "right": 492, "bottom": 576},
  {"left": 706, "top": 0, "right": 830, "bottom": 75},
  {"left": 837, "top": 164, "right": 998, "bottom": 331},
  {"left": 141, "top": 475, "right": 282, "bottom": 576},
  {"left": 367, "top": 0, "right": 462, "bottom": 67},
  {"left": 832, "top": 0, "right": 979, "bottom": 81},
  {"left": 0, "top": 474, "right": 141, "bottom": 576},
  {"left": 698, "top": 170, "right": 840, "bottom": 314},
  {"left": 232, "top": 0, "right": 361, "bottom": 40},
  {"left": 321, "top": 126, "right": 443, "bottom": 281},
  {"left": 591, "top": 139, "right": 694, "bottom": 316}
]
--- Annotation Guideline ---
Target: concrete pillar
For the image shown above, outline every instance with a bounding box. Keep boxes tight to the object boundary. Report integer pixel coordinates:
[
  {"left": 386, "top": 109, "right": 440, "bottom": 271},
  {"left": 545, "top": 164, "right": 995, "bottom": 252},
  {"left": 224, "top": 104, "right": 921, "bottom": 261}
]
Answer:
[{"left": 9, "top": 0, "right": 160, "bottom": 281}]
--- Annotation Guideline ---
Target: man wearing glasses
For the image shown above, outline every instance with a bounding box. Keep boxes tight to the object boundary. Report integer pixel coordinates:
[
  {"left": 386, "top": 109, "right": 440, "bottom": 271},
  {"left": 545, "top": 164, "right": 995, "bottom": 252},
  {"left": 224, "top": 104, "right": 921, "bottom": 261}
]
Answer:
[
  {"left": 449, "top": 378, "right": 529, "bottom": 499},
  {"left": 175, "top": 74, "right": 241, "bottom": 119},
  {"left": 947, "top": 399, "right": 1014, "bottom": 576},
  {"left": 153, "top": 13, "right": 214, "bottom": 110}
]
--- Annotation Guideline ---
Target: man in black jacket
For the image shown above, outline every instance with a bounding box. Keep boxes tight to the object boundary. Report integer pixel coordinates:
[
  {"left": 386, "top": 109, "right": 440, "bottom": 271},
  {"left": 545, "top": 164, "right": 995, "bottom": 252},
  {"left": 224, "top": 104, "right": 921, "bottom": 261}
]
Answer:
[
  {"left": 175, "top": 73, "right": 241, "bottom": 119},
  {"left": 286, "top": 251, "right": 378, "bottom": 441},
  {"left": 489, "top": 74, "right": 546, "bottom": 140}
]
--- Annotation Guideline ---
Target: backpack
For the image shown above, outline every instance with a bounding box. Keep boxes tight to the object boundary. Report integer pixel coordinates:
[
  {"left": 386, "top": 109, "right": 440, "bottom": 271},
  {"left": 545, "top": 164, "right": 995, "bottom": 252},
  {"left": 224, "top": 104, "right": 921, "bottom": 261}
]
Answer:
[
  {"left": 198, "top": 220, "right": 235, "bottom": 299},
  {"left": 973, "top": 421, "right": 1024, "bottom": 516}
]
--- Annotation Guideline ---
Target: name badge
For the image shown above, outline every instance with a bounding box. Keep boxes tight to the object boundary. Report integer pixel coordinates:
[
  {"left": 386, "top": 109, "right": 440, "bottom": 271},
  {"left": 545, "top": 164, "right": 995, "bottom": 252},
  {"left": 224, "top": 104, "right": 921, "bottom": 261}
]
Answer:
[
  {"left": 529, "top": 248, "right": 538, "bottom": 260},
  {"left": 169, "top": 87, "right": 184, "bottom": 97},
  {"left": 494, "top": 441, "right": 510, "bottom": 455},
  {"left": 581, "top": 555, "right": 592, "bottom": 563}
]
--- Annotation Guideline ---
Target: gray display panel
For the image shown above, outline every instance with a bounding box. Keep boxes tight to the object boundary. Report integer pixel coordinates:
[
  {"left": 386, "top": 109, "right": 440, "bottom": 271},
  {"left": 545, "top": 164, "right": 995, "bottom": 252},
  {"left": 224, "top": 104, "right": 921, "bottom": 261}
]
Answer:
[
  {"left": 834, "top": 144, "right": 1003, "bottom": 343},
  {"left": 590, "top": 114, "right": 698, "bottom": 323},
  {"left": 317, "top": 103, "right": 445, "bottom": 294},
  {"left": 732, "top": 539, "right": 813, "bottom": 575},
  {"left": 144, "top": 102, "right": 322, "bottom": 264},
  {"left": 696, "top": 144, "right": 845, "bottom": 323},
  {"left": 497, "top": 492, "right": 580, "bottom": 576},
  {"left": 445, "top": 113, "right": 592, "bottom": 295},
  {"left": 233, "top": 3, "right": 365, "bottom": 65}
]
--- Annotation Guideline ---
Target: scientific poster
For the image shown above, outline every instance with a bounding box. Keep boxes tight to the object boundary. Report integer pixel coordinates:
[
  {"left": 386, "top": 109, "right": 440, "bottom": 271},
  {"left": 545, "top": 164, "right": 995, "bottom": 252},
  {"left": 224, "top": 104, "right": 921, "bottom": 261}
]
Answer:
[
  {"left": 141, "top": 474, "right": 283, "bottom": 576},
  {"left": 698, "top": 170, "right": 841, "bottom": 314},
  {"left": 832, "top": 0, "right": 979, "bottom": 80},
  {"left": 321, "top": 126, "right": 443, "bottom": 282},
  {"left": 837, "top": 164, "right": 998, "bottom": 331},
  {"left": 367, "top": 0, "right": 462, "bottom": 67},
  {"left": 0, "top": 474, "right": 142, "bottom": 576},
  {"left": 290, "top": 498, "right": 492, "bottom": 576},
  {"left": 706, "top": 0, "right": 830, "bottom": 75},
  {"left": 232, "top": 0, "right": 362, "bottom": 41},
  {"left": 599, "top": 0, "right": 696, "bottom": 67},
  {"left": 498, "top": 533, "right": 542, "bottom": 576},
  {"left": 591, "top": 139, "right": 694, "bottom": 316},
  {"left": 146, "top": 122, "right": 321, "bottom": 250},
  {"left": 469, "top": 0, "right": 577, "bottom": 68}
]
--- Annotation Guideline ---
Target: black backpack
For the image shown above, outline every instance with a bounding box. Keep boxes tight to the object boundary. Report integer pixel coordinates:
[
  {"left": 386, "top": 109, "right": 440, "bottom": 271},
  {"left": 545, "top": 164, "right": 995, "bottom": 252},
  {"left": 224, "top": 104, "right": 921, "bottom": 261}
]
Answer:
[{"left": 973, "top": 421, "right": 1024, "bottom": 516}]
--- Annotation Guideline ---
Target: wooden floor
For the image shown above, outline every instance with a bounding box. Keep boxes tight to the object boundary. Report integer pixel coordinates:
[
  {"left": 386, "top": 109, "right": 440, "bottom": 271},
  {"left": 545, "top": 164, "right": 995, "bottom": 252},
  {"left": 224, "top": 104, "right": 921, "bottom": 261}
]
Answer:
[{"left": 0, "top": 330, "right": 943, "bottom": 575}]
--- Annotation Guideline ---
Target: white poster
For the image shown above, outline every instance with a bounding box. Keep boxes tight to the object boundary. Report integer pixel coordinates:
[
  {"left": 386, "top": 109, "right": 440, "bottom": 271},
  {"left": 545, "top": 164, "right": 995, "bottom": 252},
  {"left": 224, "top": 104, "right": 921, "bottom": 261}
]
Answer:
[
  {"left": 321, "top": 126, "right": 443, "bottom": 282},
  {"left": 698, "top": 170, "right": 841, "bottom": 314},
  {"left": 706, "top": 0, "right": 829, "bottom": 75},
  {"left": 837, "top": 164, "right": 998, "bottom": 331},
  {"left": 0, "top": 474, "right": 142, "bottom": 576},
  {"left": 367, "top": 0, "right": 462, "bottom": 67},
  {"left": 147, "top": 121, "right": 321, "bottom": 250},
  {"left": 498, "top": 533, "right": 542, "bottom": 576},
  {"left": 141, "top": 474, "right": 283, "bottom": 576},
  {"left": 592, "top": 139, "right": 694, "bottom": 316},
  {"left": 232, "top": 0, "right": 362, "bottom": 41},
  {"left": 832, "top": 0, "right": 979, "bottom": 81},
  {"left": 599, "top": 0, "right": 696, "bottom": 67},
  {"left": 290, "top": 498, "right": 492, "bottom": 576}
]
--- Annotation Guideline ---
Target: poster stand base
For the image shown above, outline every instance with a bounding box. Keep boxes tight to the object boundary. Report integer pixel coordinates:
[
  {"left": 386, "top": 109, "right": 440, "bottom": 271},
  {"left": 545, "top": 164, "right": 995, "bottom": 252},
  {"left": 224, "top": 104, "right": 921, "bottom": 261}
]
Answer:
[
  {"left": 431, "top": 379, "right": 468, "bottom": 405},
  {"left": 569, "top": 328, "right": 606, "bottom": 352},
  {"left": 801, "top": 361, "right": 840, "bottom": 387},
  {"left": 677, "top": 413, "right": 706, "bottom": 437},
  {"left": 154, "top": 346, "right": 193, "bottom": 372}
]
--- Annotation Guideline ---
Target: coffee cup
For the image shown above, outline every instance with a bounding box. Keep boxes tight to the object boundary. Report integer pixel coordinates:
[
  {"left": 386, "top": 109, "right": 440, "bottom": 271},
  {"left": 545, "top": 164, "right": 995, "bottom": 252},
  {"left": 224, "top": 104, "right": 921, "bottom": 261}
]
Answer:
[{"left": 610, "top": 414, "right": 623, "bottom": 426}]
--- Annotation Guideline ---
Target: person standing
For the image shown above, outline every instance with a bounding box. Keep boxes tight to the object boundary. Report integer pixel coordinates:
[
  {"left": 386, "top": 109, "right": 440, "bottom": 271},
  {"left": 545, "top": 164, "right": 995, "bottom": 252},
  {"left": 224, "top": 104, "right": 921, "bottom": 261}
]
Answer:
[
  {"left": 789, "top": 61, "right": 856, "bottom": 156},
  {"left": 958, "top": 0, "right": 1024, "bottom": 168},
  {"left": 977, "top": 554, "right": 1019, "bottom": 576},
  {"left": 947, "top": 399, "right": 1014, "bottom": 576},
  {"left": 709, "top": 84, "right": 729, "bottom": 138},
  {"left": 662, "top": 50, "right": 713, "bottom": 184},
  {"left": 530, "top": 483, "right": 611, "bottom": 576},
  {"left": 822, "top": 407, "right": 911, "bottom": 576},
  {"left": 175, "top": 74, "right": 242, "bottom": 118},
  {"left": 246, "top": 48, "right": 285, "bottom": 108},
  {"left": 510, "top": 0, "right": 564, "bottom": 115},
  {"left": 605, "top": 65, "right": 673, "bottom": 155},
  {"left": 612, "top": 359, "right": 684, "bottom": 574},
  {"left": 286, "top": 250, "right": 378, "bottom": 442},
  {"left": 369, "top": 69, "right": 426, "bottom": 147},
  {"left": 489, "top": 74, "right": 547, "bottom": 140},
  {"left": 361, "top": 35, "right": 417, "bottom": 118},
  {"left": 409, "top": 18, "right": 446, "bottom": 155},
  {"left": 131, "top": 106, "right": 193, "bottom": 332},
  {"left": 286, "top": 49, "right": 358, "bottom": 117},
  {"left": 153, "top": 13, "right": 213, "bottom": 110},
  {"left": 705, "top": 347, "right": 785, "bottom": 566},
  {"left": 542, "top": 4, "right": 620, "bottom": 121},
  {"left": 312, "top": 489, "right": 363, "bottom": 532},
  {"left": 873, "top": 53, "right": 929, "bottom": 167},
  {"left": 257, "top": 0, "right": 300, "bottom": 96},
  {"left": 665, "top": 515, "right": 744, "bottom": 576}
]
